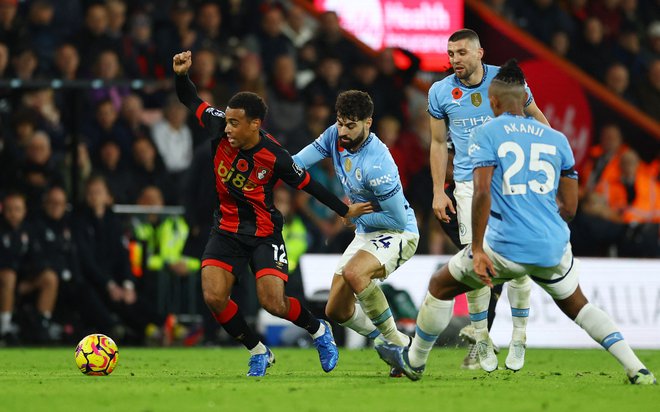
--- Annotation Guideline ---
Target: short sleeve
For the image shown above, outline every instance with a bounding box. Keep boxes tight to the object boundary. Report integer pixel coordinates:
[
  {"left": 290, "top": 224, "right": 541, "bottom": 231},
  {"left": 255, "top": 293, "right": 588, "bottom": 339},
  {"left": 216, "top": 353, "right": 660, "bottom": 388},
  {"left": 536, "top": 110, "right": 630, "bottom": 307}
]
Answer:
[
  {"left": 427, "top": 82, "right": 447, "bottom": 120},
  {"left": 523, "top": 81, "right": 534, "bottom": 108},
  {"left": 469, "top": 125, "right": 497, "bottom": 169},
  {"left": 558, "top": 134, "right": 578, "bottom": 180},
  {"left": 365, "top": 152, "right": 403, "bottom": 201}
]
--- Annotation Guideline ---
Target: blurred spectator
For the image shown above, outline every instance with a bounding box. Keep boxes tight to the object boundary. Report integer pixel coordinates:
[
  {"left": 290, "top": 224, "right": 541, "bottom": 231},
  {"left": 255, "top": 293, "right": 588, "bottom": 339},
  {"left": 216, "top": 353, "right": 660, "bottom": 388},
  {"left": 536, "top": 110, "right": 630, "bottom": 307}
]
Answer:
[
  {"left": 84, "top": 98, "right": 132, "bottom": 158},
  {"left": 122, "top": 12, "right": 165, "bottom": 79},
  {"left": 234, "top": 51, "right": 266, "bottom": 98},
  {"left": 311, "top": 11, "right": 359, "bottom": 68},
  {"left": 613, "top": 25, "right": 653, "bottom": 78},
  {"left": 602, "top": 149, "right": 660, "bottom": 224},
  {"left": 375, "top": 115, "right": 425, "bottom": 191},
  {"left": 512, "top": 0, "right": 575, "bottom": 45},
  {"left": 244, "top": 4, "right": 295, "bottom": 71},
  {"left": 21, "top": 88, "right": 66, "bottom": 153},
  {"left": 635, "top": 58, "right": 660, "bottom": 120},
  {"left": 373, "top": 47, "right": 420, "bottom": 124},
  {"left": 0, "top": 192, "right": 59, "bottom": 344},
  {"left": 6, "top": 108, "right": 38, "bottom": 164},
  {"left": 16, "top": 131, "right": 65, "bottom": 212},
  {"left": 303, "top": 53, "right": 345, "bottom": 107},
  {"left": 588, "top": 0, "right": 625, "bottom": 41},
  {"left": 581, "top": 123, "right": 628, "bottom": 195},
  {"left": 571, "top": 17, "right": 613, "bottom": 80},
  {"left": 106, "top": 0, "right": 127, "bottom": 40},
  {"left": 0, "top": 0, "right": 28, "bottom": 54},
  {"left": 74, "top": 176, "right": 164, "bottom": 342},
  {"left": 94, "top": 139, "right": 132, "bottom": 204},
  {"left": 188, "top": 48, "right": 224, "bottom": 105},
  {"left": 150, "top": 94, "right": 193, "bottom": 181},
  {"left": 129, "top": 135, "right": 171, "bottom": 204},
  {"left": 36, "top": 186, "right": 118, "bottom": 340},
  {"left": 130, "top": 185, "right": 199, "bottom": 281},
  {"left": 26, "top": 0, "right": 58, "bottom": 74},
  {"left": 485, "top": 0, "right": 516, "bottom": 21},
  {"left": 265, "top": 54, "right": 306, "bottom": 152},
  {"left": 196, "top": 0, "right": 236, "bottom": 72},
  {"left": 155, "top": 0, "right": 200, "bottom": 72},
  {"left": 52, "top": 43, "right": 80, "bottom": 80},
  {"left": 10, "top": 47, "right": 38, "bottom": 80},
  {"left": 282, "top": 4, "right": 314, "bottom": 48},
  {"left": 550, "top": 30, "right": 571, "bottom": 58},
  {"left": 273, "top": 184, "right": 308, "bottom": 300},
  {"left": 620, "top": 0, "right": 646, "bottom": 39},
  {"left": 119, "top": 93, "right": 152, "bottom": 143},
  {"left": 88, "top": 50, "right": 130, "bottom": 110},
  {"left": 70, "top": 3, "right": 119, "bottom": 66},
  {"left": 348, "top": 56, "right": 379, "bottom": 104},
  {"left": 604, "top": 62, "right": 636, "bottom": 103},
  {"left": 648, "top": 21, "right": 660, "bottom": 58}
]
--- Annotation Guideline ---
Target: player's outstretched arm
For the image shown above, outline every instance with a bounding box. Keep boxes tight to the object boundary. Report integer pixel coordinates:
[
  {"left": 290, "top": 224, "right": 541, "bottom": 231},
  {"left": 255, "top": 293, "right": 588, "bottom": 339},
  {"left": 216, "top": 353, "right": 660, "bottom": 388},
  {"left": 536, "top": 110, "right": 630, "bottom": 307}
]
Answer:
[
  {"left": 352, "top": 189, "right": 408, "bottom": 231},
  {"left": 557, "top": 175, "right": 578, "bottom": 222},
  {"left": 471, "top": 165, "right": 496, "bottom": 287},
  {"left": 429, "top": 117, "right": 456, "bottom": 223},
  {"left": 173, "top": 51, "right": 203, "bottom": 113}
]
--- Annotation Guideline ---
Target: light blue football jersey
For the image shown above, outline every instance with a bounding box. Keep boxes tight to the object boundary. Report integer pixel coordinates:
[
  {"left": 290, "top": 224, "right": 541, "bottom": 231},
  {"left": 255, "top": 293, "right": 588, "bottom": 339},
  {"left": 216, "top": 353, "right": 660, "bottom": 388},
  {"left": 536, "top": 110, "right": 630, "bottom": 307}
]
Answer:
[
  {"left": 428, "top": 64, "right": 534, "bottom": 182},
  {"left": 293, "top": 125, "right": 418, "bottom": 235},
  {"left": 469, "top": 113, "right": 577, "bottom": 267}
]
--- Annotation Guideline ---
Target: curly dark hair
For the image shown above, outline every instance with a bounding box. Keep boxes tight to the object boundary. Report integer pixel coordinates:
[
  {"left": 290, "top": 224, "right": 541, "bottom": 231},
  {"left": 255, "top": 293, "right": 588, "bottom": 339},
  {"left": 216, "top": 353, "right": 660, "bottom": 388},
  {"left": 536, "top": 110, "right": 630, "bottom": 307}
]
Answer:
[
  {"left": 493, "top": 59, "right": 526, "bottom": 86},
  {"left": 335, "top": 90, "right": 373, "bottom": 121},
  {"left": 227, "top": 92, "right": 268, "bottom": 121}
]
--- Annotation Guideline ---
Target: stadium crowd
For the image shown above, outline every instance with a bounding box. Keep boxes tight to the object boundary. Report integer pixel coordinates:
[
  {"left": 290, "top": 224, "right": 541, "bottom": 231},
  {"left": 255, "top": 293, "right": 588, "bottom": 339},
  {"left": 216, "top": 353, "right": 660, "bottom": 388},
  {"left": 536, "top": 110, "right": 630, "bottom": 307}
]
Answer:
[{"left": 0, "top": 0, "right": 658, "bottom": 346}]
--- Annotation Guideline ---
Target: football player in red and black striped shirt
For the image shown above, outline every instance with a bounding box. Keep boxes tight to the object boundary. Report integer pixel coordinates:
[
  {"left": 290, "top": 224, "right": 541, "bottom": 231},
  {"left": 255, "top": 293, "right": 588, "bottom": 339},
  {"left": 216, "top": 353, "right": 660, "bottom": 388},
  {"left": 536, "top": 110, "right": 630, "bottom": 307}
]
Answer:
[{"left": 173, "top": 51, "right": 372, "bottom": 376}]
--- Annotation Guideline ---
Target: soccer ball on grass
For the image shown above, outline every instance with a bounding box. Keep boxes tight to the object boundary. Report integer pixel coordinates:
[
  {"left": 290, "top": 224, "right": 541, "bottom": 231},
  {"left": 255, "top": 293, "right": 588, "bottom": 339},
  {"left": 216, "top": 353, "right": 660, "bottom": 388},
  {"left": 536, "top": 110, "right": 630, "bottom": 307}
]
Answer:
[{"left": 74, "top": 333, "right": 119, "bottom": 376}]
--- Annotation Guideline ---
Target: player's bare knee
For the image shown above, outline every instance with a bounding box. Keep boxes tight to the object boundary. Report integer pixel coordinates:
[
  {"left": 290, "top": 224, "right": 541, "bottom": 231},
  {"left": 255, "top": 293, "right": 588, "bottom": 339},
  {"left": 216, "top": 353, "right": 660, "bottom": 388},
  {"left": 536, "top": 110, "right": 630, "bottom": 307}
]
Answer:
[
  {"left": 0, "top": 270, "right": 17, "bottom": 288},
  {"left": 40, "top": 270, "right": 58, "bottom": 289},
  {"left": 202, "top": 290, "right": 228, "bottom": 311}
]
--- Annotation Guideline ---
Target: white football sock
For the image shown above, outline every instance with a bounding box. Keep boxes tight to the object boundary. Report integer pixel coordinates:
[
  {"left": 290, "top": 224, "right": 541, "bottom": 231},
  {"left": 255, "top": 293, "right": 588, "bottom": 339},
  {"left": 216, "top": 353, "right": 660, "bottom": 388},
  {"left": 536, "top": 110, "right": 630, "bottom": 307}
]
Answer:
[
  {"left": 467, "top": 287, "right": 491, "bottom": 341},
  {"left": 0, "top": 312, "right": 11, "bottom": 334},
  {"left": 409, "top": 292, "right": 454, "bottom": 368},
  {"left": 507, "top": 276, "right": 531, "bottom": 342},
  {"left": 356, "top": 281, "right": 407, "bottom": 346},
  {"left": 575, "top": 303, "right": 645, "bottom": 376},
  {"left": 248, "top": 342, "right": 268, "bottom": 356},
  {"left": 340, "top": 304, "right": 380, "bottom": 339}
]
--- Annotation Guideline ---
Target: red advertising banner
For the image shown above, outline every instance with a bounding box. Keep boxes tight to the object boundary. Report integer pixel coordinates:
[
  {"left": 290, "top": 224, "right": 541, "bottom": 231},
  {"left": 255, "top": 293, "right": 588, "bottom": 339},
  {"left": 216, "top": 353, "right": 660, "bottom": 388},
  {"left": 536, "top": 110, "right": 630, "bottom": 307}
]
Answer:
[{"left": 313, "top": 0, "right": 464, "bottom": 71}]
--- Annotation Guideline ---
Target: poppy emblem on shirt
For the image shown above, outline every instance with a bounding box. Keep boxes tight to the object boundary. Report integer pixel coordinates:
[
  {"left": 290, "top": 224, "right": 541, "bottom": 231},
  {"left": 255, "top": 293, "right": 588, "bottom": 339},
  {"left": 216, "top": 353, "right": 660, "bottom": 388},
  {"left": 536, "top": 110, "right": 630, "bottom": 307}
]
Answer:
[
  {"left": 471, "top": 92, "right": 482, "bottom": 107},
  {"left": 452, "top": 87, "right": 463, "bottom": 99},
  {"left": 236, "top": 159, "right": 249, "bottom": 172},
  {"left": 255, "top": 167, "right": 271, "bottom": 181}
]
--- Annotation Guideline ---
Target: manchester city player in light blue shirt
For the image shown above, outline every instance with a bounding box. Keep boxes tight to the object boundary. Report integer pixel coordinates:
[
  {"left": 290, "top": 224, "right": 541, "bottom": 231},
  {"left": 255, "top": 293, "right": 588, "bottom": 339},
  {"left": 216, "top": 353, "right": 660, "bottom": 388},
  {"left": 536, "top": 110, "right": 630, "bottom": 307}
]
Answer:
[
  {"left": 429, "top": 29, "right": 550, "bottom": 371},
  {"left": 294, "top": 90, "right": 419, "bottom": 362},
  {"left": 375, "top": 60, "right": 655, "bottom": 385}
]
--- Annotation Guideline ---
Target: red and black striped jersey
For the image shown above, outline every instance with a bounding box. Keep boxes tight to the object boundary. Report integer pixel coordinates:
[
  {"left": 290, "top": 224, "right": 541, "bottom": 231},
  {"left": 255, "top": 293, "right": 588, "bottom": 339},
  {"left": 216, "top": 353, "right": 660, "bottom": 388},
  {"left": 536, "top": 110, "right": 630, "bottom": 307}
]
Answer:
[{"left": 194, "top": 101, "right": 312, "bottom": 237}]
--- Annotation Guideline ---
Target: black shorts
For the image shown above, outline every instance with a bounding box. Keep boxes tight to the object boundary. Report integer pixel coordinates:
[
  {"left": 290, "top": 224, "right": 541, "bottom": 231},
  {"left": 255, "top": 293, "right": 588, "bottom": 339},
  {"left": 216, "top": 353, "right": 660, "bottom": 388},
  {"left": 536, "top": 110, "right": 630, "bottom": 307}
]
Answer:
[{"left": 201, "top": 229, "right": 289, "bottom": 282}]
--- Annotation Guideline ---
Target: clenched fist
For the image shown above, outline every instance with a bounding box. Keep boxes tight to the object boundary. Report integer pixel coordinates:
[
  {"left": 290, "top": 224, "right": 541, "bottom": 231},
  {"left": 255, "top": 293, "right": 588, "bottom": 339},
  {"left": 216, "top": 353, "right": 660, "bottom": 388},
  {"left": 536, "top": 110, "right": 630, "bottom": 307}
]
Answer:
[{"left": 173, "top": 51, "right": 193, "bottom": 75}]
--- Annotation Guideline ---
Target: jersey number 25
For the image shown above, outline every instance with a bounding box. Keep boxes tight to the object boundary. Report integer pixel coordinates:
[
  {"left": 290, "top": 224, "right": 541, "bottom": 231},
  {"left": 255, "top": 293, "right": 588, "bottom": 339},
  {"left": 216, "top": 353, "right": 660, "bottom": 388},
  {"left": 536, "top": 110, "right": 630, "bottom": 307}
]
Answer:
[{"left": 498, "top": 142, "right": 556, "bottom": 196}]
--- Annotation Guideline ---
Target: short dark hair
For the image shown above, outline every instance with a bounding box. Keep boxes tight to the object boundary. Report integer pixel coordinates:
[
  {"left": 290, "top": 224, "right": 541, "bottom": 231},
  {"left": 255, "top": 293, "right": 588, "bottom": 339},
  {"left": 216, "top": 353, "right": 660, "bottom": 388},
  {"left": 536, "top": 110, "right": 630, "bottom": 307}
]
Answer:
[
  {"left": 335, "top": 90, "right": 373, "bottom": 121},
  {"left": 227, "top": 92, "right": 268, "bottom": 121},
  {"left": 448, "top": 29, "right": 481, "bottom": 45}
]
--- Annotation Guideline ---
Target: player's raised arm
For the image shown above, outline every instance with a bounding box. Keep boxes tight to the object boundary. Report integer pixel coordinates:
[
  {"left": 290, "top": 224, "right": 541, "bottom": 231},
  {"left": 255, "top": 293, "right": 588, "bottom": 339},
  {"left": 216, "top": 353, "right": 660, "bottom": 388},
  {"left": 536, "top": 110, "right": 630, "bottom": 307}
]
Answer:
[
  {"left": 429, "top": 116, "right": 456, "bottom": 223},
  {"left": 173, "top": 51, "right": 226, "bottom": 133}
]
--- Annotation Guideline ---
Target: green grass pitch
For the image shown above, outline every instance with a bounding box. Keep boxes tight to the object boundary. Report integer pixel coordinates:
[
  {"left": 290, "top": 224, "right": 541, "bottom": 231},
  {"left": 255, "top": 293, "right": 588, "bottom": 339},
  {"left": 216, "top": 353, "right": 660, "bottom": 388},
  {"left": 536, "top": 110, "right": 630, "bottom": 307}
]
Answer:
[{"left": 1, "top": 347, "right": 658, "bottom": 412}]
